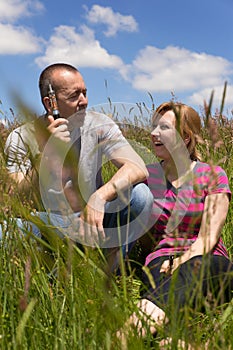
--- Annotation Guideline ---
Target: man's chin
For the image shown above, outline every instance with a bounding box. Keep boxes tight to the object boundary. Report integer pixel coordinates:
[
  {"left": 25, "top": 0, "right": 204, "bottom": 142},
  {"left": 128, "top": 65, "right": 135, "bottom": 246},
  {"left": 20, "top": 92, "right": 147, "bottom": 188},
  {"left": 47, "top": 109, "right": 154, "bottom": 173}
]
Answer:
[{"left": 68, "top": 110, "right": 86, "bottom": 127}]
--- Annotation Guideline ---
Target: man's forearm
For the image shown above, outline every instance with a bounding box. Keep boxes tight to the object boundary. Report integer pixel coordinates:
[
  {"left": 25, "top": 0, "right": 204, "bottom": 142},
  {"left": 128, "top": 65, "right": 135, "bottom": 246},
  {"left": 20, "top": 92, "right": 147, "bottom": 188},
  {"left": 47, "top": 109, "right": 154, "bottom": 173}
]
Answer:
[
  {"left": 95, "top": 162, "right": 148, "bottom": 203},
  {"left": 9, "top": 155, "right": 41, "bottom": 197},
  {"left": 19, "top": 169, "right": 39, "bottom": 194}
]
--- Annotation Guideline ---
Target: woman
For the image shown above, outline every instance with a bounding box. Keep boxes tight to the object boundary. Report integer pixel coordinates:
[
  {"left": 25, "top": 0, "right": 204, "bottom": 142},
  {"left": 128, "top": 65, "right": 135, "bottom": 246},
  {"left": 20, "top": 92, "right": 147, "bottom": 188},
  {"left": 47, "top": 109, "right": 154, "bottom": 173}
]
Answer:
[{"left": 119, "top": 102, "right": 233, "bottom": 340}]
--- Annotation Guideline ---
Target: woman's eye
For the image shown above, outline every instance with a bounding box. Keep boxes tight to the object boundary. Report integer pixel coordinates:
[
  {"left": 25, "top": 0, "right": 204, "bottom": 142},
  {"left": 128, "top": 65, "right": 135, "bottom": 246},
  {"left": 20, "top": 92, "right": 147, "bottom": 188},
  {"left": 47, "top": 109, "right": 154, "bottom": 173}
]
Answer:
[
  {"left": 160, "top": 124, "right": 170, "bottom": 130},
  {"left": 151, "top": 123, "right": 172, "bottom": 131}
]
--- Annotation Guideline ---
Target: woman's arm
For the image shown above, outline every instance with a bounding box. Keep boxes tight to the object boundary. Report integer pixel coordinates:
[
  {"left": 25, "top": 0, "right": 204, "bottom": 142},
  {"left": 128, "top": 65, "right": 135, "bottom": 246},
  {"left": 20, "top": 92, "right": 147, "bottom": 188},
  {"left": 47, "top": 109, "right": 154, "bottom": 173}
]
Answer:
[{"left": 161, "top": 192, "right": 230, "bottom": 274}]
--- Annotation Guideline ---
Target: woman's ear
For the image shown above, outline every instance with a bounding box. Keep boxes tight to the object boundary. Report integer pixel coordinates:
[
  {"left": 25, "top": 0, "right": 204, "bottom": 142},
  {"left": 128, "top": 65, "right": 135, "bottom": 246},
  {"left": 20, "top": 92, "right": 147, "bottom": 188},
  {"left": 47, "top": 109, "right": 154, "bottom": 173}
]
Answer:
[{"left": 183, "top": 132, "right": 190, "bottom": 145}]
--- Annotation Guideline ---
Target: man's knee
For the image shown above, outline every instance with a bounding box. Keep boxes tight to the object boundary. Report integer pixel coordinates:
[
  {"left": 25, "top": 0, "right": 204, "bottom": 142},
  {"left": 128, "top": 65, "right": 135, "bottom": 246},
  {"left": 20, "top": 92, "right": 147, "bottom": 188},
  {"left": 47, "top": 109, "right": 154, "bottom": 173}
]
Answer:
[{"left": 130, "top": 183, "right": 153, "bottom": 214}]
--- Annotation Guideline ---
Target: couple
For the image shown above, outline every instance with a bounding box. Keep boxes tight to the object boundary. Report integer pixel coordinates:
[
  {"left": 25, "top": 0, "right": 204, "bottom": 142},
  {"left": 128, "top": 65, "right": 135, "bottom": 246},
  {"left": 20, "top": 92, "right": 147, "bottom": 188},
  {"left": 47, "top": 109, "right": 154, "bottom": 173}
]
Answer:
[{"left": 4, "top": 63, "right": 233, "bottom": 340}]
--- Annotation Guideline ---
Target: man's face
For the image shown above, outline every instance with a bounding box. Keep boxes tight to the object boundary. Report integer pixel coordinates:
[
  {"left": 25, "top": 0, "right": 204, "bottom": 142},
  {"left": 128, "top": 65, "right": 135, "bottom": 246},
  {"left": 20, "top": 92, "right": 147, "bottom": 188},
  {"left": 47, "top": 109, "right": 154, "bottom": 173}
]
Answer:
[{"left": 53, "top": 70, "right": 88, "bottom": 119}]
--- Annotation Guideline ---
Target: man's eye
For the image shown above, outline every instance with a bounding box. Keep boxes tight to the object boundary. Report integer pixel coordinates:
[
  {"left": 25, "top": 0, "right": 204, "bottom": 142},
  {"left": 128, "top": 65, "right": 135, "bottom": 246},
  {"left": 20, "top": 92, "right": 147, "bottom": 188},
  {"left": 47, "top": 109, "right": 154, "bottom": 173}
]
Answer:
[
  {"left": 76, "top": 89, "right": 87, "bottom": 97},
  {"left": 69, "top": 90, "right": 87, "bottom": 99}
]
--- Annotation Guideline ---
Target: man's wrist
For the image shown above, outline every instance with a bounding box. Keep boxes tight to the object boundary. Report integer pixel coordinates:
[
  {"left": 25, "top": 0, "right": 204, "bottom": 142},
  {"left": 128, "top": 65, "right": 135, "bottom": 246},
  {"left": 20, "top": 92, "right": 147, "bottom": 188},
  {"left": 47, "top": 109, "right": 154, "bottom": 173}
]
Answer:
[{"left": 97, "top": 182, "right": 118, "bottom": 203}]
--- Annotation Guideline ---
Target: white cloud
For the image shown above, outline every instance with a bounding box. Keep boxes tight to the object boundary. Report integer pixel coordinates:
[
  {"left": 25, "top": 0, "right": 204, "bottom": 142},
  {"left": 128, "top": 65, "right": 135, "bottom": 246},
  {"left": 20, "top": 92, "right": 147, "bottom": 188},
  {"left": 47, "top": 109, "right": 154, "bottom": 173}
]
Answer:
[
  {"left": 0, "top": 0, "right": 44, "bottom": 54},
  {"left": 85, "top": 4, "right": 138, "bottom": 37},
  {"left": 188, "top": 84, "right": 233, "bottom": 111},
  {"left": 0, "top": 23, "right": 43, "bottom": 54},
  {"left": 35, "top": 25, "right": 125, "bottom": 71},
  {"left": 131, "top": 46, "right": 233, "bottom": 93},
  {"left": 35, "top": 33, "right": 233, "bottom": 110},
  {"left": 0, "top": 0, "right": 44, "bottom": 22}
]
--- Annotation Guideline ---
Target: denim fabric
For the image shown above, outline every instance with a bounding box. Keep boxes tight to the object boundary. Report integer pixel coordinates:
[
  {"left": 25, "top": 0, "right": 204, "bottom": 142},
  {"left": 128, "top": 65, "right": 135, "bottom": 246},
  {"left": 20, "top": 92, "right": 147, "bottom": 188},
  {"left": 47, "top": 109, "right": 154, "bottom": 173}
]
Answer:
[
  {"left": 103, "top": 183, "right": 153, "bottom": 249},
  {"left": 0, "top": 183, "right": 153, "bottom": 252}
]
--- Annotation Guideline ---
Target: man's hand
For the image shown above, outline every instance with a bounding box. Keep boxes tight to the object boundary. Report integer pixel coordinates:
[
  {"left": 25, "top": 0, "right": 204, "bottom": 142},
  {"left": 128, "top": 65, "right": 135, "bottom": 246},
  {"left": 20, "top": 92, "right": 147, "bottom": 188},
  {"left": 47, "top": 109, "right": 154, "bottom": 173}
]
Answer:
[
  {"left": 34, "top": 115, "right": 71, "bottom": 153},
  {"left": 78, "top": 192, "right": 106, "bottom": 246},
  {"left": 47, "top": 115, "right": 71, "bottom": 143}
]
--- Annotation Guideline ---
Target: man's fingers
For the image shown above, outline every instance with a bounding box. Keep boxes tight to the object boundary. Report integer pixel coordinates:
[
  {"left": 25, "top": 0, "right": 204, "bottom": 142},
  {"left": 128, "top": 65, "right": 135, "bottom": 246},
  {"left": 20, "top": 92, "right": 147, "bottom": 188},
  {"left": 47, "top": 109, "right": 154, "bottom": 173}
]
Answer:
[
  {"left": 47, "top": 116, "right": 68, "bottom": 126},
  {"left": 96, "top": 225, "right": 105, "bottom": 242},
  {"left": 78, "top": 215, "right": 105, "bottom": 246}
]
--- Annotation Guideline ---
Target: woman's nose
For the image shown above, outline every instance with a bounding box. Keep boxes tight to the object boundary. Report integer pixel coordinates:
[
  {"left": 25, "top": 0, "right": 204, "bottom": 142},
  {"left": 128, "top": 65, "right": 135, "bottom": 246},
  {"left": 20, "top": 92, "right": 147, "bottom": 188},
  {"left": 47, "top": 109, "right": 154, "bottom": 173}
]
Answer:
[
  {"left": 151, "top": 133, "right": 158, "bottom": 142},
  {"left": 151, "top": 127, "right": 159, "bottom": 138}
]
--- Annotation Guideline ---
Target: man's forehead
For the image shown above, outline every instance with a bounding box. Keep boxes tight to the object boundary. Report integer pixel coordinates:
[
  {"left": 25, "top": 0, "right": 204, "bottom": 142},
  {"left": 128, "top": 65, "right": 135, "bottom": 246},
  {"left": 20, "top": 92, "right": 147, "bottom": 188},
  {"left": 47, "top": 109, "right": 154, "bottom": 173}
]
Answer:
[
  {"left": 58, "top": 84, "right": 86, "bottom": 93},
  {"left": 53, "top": 70, "right": 82, "bottom": 82}
]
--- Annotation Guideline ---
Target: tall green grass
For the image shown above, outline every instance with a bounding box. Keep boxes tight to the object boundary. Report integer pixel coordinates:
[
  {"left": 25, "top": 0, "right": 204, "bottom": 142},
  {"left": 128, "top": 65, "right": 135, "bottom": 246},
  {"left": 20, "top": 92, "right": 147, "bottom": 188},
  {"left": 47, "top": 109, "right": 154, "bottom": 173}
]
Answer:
[{"left": 0, "top": 95, "right": 233, "bottom": 349}]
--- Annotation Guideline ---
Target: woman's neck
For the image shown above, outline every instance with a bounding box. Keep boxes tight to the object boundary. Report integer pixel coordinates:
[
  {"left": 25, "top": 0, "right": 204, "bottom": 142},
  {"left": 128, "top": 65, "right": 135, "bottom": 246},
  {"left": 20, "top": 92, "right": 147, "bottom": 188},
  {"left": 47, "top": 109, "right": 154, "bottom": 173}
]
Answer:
[{"left": 161, "top": 158, "right": 196, "bottom": 187}]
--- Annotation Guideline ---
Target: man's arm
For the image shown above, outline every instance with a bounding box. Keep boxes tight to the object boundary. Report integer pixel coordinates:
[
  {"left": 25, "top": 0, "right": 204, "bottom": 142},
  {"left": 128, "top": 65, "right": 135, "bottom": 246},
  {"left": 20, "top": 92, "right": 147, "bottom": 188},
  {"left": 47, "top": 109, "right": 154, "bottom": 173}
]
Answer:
[
  {"left": 6, "top": 152, "right": 44, "bottom": 212},
  {"left": 4, "top": 124, "right": 41, "bottom": 197},
  {"left": 95, "top": 144, "right": 148, "bottom": 202},
  {"left": 80, "top": 144, "right": 148, "bottom": 242},
  {"left": 6, "top": 116, "right": 70, "bottom": 196},
  {"left": 9, "top": 157, "right": 40, "bottom": 194}
]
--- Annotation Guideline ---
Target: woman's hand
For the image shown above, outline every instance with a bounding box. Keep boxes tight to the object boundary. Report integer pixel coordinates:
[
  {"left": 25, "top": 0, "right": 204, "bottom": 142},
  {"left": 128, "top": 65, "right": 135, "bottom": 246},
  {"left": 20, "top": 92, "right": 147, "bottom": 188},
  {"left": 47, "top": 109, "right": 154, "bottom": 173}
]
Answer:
[{"left": 160, "top": 257, "right": 181, "bottom": 275}]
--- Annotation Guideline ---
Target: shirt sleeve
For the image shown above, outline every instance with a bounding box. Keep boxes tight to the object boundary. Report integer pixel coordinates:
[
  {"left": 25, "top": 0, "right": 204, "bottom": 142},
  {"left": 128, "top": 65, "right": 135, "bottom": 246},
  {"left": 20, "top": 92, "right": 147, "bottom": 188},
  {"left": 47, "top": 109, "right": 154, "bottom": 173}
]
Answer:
[
  {"left": 4, "top": 123, "right": 38, "bottom": 174},
  {"left": 97, "top": 116, "right": 129, "bottom": 157},
  {"left": 207, "top": 165, "right": 231, "bottom": 199}
]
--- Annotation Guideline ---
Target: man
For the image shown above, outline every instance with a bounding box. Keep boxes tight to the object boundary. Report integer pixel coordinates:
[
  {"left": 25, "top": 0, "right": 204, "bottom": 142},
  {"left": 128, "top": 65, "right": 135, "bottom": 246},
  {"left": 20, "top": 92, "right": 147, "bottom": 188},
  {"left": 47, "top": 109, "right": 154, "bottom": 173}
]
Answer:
[{"left": 4, "top": 63, "right": 153, "bottom": 266}]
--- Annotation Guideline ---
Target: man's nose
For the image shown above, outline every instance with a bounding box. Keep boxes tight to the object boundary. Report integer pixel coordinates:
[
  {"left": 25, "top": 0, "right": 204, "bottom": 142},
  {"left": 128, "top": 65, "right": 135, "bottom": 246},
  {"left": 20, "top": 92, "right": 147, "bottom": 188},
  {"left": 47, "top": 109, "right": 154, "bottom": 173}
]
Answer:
[{"left": 79, "top": 93, "right": 88, "bottom": 105}]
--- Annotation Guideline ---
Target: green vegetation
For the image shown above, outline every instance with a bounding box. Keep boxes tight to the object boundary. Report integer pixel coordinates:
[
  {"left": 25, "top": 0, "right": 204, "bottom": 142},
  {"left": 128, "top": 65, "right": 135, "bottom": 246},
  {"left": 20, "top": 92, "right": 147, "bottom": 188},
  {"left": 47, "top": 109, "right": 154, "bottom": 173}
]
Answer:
[{"left": 0, "top": 95, "right": 232, "bottom": 349}]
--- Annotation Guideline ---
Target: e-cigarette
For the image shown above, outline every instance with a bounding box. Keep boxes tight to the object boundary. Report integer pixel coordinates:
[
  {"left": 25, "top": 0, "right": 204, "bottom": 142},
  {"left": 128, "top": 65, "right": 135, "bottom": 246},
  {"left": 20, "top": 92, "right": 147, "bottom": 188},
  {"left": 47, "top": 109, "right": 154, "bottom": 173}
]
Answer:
[
  {"left": 169, "top": 255, "right": 174, "bottom": 269},
  {"left": 48, "top": 83, "right": 60, "bottom": 119}
]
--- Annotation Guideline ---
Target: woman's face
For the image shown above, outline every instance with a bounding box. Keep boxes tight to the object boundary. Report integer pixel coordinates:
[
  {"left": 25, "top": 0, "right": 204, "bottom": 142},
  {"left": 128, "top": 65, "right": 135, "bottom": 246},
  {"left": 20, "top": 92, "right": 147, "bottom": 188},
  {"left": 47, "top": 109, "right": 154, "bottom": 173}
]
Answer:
[{"left": 151, "top": 110, "right": 178, "bottom": 160}]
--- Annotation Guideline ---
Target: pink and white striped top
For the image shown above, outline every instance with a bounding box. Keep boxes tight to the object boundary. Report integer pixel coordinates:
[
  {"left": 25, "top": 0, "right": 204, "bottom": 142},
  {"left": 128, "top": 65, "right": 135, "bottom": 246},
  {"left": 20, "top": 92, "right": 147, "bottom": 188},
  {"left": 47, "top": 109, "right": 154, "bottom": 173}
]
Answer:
[{"left": 145, "top": 161, "right": 231, "bottom": 266}]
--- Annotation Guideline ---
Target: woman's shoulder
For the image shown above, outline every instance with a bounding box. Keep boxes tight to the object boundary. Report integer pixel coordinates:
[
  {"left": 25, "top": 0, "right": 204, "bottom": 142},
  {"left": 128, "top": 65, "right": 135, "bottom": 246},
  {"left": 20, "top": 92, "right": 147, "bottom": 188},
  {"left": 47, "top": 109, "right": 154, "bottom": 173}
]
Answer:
[
  {"left": 194, "top": 161, "right": 228, "bottom": 177},
  {"left": 194, "top": 161, "right": 230, "bottom": 194},
  {"left": 145, "top": 162, "right": 167, "bottom": 191},
  {"left": 145, "top": 162, "right": 166, "bottom": 186},
  {"left": 146, "top": 162, "right": 164, "bottom": 176}
]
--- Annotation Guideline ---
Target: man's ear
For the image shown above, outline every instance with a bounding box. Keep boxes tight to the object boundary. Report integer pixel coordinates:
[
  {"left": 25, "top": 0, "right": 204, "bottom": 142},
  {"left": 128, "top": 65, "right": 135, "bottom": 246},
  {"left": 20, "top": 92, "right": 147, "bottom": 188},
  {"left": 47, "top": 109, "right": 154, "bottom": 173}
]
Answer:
[{"left": 43, "top": 96, "right": 52, "bottom": 113}]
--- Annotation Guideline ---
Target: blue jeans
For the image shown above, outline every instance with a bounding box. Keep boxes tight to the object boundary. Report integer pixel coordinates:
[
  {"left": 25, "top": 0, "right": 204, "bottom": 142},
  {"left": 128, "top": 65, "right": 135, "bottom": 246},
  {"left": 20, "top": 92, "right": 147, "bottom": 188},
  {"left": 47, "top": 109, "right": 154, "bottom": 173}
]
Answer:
[
  {"left": 0, "top": 183, "right": 153, "bottom": 251},
  {"left": 103, "top": 183, "right": 153, "bottom": 251}
]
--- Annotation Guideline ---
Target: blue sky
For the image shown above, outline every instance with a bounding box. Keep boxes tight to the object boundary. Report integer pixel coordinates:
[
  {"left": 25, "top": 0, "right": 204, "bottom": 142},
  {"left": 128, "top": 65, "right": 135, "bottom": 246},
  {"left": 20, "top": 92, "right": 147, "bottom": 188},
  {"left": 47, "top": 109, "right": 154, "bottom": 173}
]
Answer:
[{"left": 0, "top": 0, "right": 233, "bottom": 121}]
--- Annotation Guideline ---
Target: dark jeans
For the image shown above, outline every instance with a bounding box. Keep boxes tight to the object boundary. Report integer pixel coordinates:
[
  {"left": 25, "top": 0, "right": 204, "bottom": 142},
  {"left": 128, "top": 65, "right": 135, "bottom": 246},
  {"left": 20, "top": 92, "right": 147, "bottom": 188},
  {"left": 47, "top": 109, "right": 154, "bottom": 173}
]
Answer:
[
  {"left": 142, "top": 255, "right": 233, "bottom": 314},
  {"left": 103, "top": 183, "right": 154, "bottom": 270}
]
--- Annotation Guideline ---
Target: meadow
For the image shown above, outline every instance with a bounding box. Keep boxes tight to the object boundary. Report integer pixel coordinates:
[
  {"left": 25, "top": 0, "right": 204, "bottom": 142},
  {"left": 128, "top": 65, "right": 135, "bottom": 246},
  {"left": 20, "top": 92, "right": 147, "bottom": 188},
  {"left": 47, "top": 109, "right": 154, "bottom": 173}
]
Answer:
[{"left": 0, "top": 92, "right": 233, "bottom": 349}]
